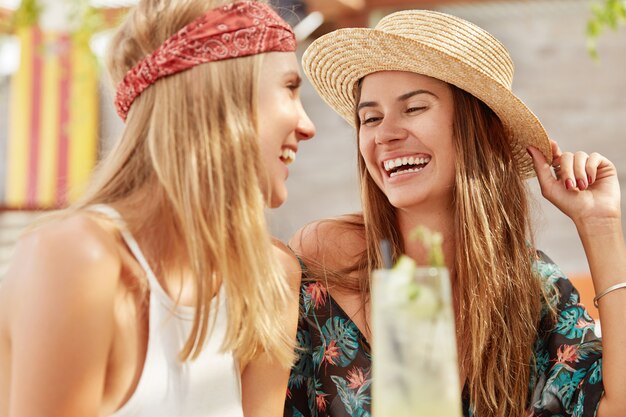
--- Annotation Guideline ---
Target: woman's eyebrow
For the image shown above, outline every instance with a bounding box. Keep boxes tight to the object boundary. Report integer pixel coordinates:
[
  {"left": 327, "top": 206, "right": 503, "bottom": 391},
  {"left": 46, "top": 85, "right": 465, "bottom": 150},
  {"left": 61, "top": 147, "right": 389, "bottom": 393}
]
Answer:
[
  {"left": 357, "top": 101, "right": 377, "bottom": 111},
  {"left": 398, "top": 89, "right": 438, "bottom": 101},
  {"left": 358, "top": 89, "right": 438, "bottom": 111},
  {"left": 284, "top": 70, "right": 302, "bottom": 84}
]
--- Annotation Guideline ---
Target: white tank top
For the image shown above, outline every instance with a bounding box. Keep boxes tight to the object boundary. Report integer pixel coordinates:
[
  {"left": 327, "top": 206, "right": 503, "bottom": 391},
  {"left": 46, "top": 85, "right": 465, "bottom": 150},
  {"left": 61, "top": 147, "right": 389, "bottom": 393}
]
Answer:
[{"left": 90, "top": 205, "right": 244, "bottom": 417}]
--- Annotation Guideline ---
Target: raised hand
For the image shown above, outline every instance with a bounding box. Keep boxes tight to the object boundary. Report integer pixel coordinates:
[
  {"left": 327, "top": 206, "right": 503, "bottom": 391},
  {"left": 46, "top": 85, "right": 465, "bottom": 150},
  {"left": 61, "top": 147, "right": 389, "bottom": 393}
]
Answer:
[{"left": 527, "top": 140, "right": 621, "bottom": 226}]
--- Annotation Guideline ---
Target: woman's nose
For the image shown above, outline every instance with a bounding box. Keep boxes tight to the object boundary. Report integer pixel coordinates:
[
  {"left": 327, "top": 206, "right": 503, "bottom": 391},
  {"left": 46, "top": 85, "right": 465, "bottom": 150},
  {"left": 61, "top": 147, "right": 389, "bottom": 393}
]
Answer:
[
  {"left": 296, "top": 102, "right": 316, "bottom": 141},
  {"left": 375, "top": 115, "right": 408, "bottom": 145}
]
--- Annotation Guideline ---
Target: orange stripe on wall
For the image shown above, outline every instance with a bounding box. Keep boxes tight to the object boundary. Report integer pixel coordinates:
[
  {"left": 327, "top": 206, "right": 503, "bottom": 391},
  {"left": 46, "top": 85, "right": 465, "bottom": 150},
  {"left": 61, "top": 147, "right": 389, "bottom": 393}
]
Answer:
[
  {"left": 55, "top": 33, "right": 72, "bottom": 206},
  {"left": 26, "top": 26, "right": 43, "bottom": 208}
]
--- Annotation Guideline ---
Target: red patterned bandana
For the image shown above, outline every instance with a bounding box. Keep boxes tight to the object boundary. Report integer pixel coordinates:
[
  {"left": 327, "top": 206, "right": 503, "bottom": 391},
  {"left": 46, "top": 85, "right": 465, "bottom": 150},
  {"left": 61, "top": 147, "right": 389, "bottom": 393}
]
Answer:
[{"left": 115, "top": 1, "right": 296, "bottom": 121}]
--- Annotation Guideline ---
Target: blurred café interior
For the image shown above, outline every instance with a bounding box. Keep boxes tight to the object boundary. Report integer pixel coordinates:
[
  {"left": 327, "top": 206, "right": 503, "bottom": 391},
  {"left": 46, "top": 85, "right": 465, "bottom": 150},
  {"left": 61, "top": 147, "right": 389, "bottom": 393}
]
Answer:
[{"left": 0, "top": 0, "right": 625, "bottom": 323}]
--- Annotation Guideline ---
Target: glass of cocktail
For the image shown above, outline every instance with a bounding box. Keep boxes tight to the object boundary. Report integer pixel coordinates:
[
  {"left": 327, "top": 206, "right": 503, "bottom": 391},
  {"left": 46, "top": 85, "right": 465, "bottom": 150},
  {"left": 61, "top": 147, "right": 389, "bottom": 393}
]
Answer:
[{"left": 371, "top": 260, "right": 462, "bottom": 417}]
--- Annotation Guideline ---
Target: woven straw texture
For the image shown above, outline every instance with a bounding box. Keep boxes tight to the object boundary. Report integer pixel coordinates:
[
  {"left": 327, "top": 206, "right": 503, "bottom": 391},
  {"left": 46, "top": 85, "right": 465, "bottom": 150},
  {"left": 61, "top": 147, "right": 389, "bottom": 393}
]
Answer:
[{"left": 302, "top": 10, "right": 552, "bottom": 178}]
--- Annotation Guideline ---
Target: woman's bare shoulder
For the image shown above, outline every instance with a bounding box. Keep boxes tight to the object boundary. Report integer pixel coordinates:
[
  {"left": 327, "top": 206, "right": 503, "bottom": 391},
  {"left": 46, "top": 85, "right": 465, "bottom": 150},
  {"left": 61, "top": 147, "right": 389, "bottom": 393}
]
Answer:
[
  {"left": 272, "top": 239, "right": 302, "bottom": 289},
  {"left": 2, "top": 211, "right": 123, "bottom": 309},
  {"left": 0, "top": 211, "right": 125, "bottom": 416},
  {"left": 289, "top": 214, "right": 366, "bottom": 271}
]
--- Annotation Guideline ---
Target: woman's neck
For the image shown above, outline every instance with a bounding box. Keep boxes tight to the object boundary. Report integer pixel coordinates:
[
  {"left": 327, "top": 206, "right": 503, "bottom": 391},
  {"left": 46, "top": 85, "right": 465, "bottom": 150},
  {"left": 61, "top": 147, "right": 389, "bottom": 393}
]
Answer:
[{"left": 396, "top": 204, "right": 456, "bottom": 274}]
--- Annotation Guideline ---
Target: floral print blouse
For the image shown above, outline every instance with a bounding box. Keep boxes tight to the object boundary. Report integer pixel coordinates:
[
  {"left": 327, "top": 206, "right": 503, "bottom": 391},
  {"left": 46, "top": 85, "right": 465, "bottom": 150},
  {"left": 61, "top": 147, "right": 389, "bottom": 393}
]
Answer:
[{"left": 284, "top": 253, "right": 604, "bottom": 417}]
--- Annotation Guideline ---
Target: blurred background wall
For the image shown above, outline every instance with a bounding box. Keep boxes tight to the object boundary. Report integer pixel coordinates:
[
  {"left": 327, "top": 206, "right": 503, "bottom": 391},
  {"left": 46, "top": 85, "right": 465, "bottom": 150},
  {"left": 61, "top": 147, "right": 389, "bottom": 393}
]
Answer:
[
  {"left": 270, "top": 0, "right": 626, "bottom": 281},
  {"left": 0, "top": 0, "right": 625, "bottom": 290}
]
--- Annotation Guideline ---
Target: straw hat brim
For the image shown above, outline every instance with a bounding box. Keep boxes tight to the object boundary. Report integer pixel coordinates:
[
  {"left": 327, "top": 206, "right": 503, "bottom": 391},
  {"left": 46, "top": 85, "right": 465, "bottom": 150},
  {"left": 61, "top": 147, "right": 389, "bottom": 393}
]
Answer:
[{"left": 303, "top": 28, "right": 552, "bottom": 179}]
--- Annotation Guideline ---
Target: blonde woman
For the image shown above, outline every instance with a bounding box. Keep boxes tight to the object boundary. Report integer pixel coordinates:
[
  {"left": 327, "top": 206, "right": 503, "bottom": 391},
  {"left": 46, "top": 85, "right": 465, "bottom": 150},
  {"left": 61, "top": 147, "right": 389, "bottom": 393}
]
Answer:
[
  {"left": 0, "top": 1, "right": 315, "bottom": 416},
  {"left": 285, "top": 10, "right": 625, "bottom": 417}
]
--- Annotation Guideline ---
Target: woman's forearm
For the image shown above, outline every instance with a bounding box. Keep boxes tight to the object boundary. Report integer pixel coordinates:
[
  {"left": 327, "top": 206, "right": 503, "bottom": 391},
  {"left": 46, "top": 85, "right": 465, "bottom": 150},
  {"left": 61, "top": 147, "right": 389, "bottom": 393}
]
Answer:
[{"left": 577, "top": 218, "right": 626, "bottom": 417}]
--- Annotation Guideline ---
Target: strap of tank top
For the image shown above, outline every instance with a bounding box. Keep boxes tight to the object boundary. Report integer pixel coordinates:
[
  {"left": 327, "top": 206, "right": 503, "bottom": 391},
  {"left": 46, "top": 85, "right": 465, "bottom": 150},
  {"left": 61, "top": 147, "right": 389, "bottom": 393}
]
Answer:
[
  {"left": 87, "top": 204, "right": 161, "bottom": 291},
  {"left": 285, "top": 245, "right": 305, "bottom": 271}
]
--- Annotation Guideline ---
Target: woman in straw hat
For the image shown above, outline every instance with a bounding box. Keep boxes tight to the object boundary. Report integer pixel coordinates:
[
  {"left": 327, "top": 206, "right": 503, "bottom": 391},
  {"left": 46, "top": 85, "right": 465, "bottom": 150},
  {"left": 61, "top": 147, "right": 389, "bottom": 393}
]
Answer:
[
  {"left": 285, "top": 9, "right": 625, "bottom": 417},
  {"left": 0, "top": 1, "right": 315, "bottom": 416}
]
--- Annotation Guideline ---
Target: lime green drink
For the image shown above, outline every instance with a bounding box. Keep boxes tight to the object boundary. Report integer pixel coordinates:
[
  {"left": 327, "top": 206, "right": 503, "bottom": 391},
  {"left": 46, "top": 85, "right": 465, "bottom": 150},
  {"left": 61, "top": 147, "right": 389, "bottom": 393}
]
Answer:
[{"left": 372, "top": 261, "right": 462, "bottom": 417}]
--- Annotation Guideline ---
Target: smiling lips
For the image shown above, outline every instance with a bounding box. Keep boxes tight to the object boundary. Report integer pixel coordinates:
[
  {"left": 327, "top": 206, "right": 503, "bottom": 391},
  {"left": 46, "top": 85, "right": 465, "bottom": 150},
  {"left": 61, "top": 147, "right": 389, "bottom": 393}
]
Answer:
[
  {"left": 280, "top": 148, "right": 296, "bottom": 165},
  {"left": 383, "top": 155, "right": 431, "bottom": 178}
]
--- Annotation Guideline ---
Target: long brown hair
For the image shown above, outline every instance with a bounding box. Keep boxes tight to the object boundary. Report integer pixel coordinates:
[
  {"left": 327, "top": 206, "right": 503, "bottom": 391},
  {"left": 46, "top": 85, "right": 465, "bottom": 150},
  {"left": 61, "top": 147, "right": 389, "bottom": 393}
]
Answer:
[
  {"left": 70, "top": 0, "right": 294, "bottom": 367},
  {"left": 313, "top": 83, "right": 550, "bottom": 417}
]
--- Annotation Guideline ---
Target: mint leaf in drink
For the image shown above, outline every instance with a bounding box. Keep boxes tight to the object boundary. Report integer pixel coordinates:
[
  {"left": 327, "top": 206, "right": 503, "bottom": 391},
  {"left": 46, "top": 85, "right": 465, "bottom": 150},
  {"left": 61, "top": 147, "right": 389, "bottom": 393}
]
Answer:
[
  {"left": 405, "top": 281, "right": 439, "bottom": 318},
  {"left": 408, "top": 226, "right": 445, "bottom": 267},
  {"left": 392, "top": 255, "right": 417, "bottom": 274},
  {"left": 387, "top": 256, "right": 440, "bottom": 317}
]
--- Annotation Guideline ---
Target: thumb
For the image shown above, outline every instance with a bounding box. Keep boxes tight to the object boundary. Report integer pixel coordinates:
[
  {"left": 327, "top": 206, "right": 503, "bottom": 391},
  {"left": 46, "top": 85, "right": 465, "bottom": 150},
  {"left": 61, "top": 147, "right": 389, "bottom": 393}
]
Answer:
[{"left": 527, "top": 146, "right": 555, "bottom": 187}]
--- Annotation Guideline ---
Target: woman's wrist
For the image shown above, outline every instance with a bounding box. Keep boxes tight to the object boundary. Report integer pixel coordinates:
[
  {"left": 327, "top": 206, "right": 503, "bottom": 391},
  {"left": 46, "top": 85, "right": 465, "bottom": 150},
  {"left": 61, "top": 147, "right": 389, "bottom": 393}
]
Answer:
[
  {"left": 575, "top": 217, "right": 626, "bottom": 291},
  {"left": 574, "top": 215, "right": 623, "bottom": 239}
]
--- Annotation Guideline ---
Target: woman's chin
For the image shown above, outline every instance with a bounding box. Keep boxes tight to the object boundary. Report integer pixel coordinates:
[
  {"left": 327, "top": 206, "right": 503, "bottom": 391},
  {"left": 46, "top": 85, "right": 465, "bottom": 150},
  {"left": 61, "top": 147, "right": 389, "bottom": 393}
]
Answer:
[{"left": 267, "top": 190, "right": 287, "bottom": 209}]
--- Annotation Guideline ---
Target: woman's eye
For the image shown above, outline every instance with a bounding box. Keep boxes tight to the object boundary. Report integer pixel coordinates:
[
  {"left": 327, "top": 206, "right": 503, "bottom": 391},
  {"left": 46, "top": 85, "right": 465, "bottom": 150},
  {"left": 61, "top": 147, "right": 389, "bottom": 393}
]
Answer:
[
  {"left": 360, "top": 116, "right": 381, "bottom": 125},
  {"left": 407, "top": 106, "right": 426, "bottom": 113}
]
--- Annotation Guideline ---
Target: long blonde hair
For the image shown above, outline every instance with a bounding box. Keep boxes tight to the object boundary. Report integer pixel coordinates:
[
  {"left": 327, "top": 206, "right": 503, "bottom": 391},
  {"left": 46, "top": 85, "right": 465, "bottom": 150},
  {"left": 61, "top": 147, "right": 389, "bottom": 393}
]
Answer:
[
  {"left": 318, "top": 84, "right": 550, "bottom": 416},
  {"left": 72, "top": 0, "right": 293, "bottom": 366}
]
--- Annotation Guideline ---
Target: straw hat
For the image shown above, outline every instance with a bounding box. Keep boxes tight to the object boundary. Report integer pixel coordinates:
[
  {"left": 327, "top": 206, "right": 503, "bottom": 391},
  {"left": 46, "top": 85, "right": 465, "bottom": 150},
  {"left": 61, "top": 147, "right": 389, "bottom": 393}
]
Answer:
[{"left": 302, "top": 9, "right": 552, "bottom": 178}]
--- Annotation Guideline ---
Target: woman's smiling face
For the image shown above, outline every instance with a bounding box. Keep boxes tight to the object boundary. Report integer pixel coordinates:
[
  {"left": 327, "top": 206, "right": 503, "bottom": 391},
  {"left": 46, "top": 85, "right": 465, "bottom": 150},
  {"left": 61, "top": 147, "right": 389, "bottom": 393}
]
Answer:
[
  {"left": 257, "top": 52, "right": 315, "bottom": 208},
  {"left": 357, "top": 71, "right": 456, "bottom": 211}
]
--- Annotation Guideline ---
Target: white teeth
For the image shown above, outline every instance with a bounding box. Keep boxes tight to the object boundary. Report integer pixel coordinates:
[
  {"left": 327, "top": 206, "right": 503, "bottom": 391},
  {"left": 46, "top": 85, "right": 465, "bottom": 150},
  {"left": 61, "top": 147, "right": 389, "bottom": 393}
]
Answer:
[
  {"left": 280, "top": 148, "right": 296, "bottom": 165},
  {"left": 389, "top": 166, "right": 426, "bottom": 177},
  {"left": 383, "top": 155, "right": 432, "bottom": 172}
]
